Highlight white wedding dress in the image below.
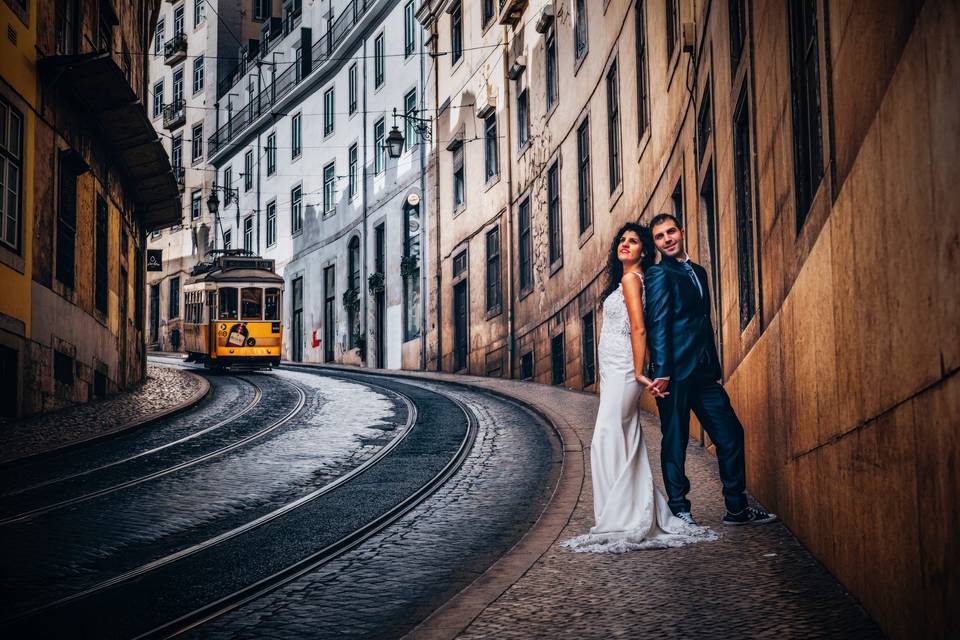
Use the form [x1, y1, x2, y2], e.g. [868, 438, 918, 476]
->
[562, 273, 718, 553]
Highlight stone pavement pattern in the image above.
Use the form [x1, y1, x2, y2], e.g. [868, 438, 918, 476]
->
[379, 372, 883, 640]
[0, 365, 205, 463]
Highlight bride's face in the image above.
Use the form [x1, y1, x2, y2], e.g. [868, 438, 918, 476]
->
[617, 231, 644, 266]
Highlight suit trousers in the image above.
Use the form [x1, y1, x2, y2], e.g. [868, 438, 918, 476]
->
[655, 363, 748, 515]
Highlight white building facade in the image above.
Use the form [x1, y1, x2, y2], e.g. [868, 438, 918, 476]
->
[208, 0, 429, 368]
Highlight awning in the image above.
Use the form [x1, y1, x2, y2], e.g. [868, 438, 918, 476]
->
[38, 52, 180, 230]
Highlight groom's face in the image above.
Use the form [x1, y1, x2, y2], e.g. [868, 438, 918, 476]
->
[652, 220, 685, 258]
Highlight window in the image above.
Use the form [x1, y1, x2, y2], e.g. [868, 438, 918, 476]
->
[348, 143, 358, 198]
[697, 86, 712, 162]
[636, 2, 649, 138]
[452, 142, 465, 210]
[54, 350, 74, 385]
[294, 46, 302, 82]
[485, 226, 501, 313]
[240, 287, 262, 320]
[243, 215, 253, 252]
[404, 1, 416, 57]
[545, 29, 558, 111]
[169, 276, 181, 319]
[0, 98, 24, 252]
[171, 134, 183, 170]
[671, 178, 684, 229]
[404, 89, 417, 150]
[191, 189, 202, 220]
[266, 200, 276, 246]
[291, 184, 302, 234]
[323, 265, 336, 362]
[173, 3, 184, 35]
[94, 195, 108, 314]
[349, 63, 358, 113]
[172, 66, 184, 105]
[191, 123, 203, 162]
[265, 132, 276, 175]
[244, 150, 253, 190]
[450, 3, 463, 65]
[374, 33, 385, 88]
[665, 0, 678, 61]
[56, 150, 78, 287]
[323, 87, 334, 136]
[223, 229, 232, 250]
[788, 0, 824, 231]
[517, 83, 530, 148]
[152, 80, 164, 118]
[574, 119, 601, 233]
[252, 0, 269, 21]
[483, 0, 495, 27]
[581, 312, 596, 386]
[520, 351, 534, 380]
[484, 114, 498, 181]
[192, 56, 204, 94]
[56, 0, 80, 55]
[374, 118, 385, 174]
[291, 112, 302, 158]
[193, 0, 204, 26]
[729, 0, 746, 72]
[606, 61, 622, 193]
[453, 250, 467, 277]
[265, 287, 280, 320]
[518, 197, 532, 292]
[404, 198, 422, 340]
[154, 17, 164, 55]
[551, 333, 565, 385]
[733, 90, 756, 329]
[323, 162, 336, 215]
[218, 286, 238, 319]
[547, 162, 562, 265]
[223, 167, 233, 204]
[574, 0, 588, 60]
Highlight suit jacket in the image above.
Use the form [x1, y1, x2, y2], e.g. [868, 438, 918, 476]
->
[644, 257, 721, 382]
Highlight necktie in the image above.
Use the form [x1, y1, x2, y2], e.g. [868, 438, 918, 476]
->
[682, 261, 703, 298]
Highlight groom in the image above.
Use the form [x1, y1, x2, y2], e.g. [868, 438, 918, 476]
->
[644, 213, 776, 526]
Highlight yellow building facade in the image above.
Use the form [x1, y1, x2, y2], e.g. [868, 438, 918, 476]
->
[0, 0, 178, 417]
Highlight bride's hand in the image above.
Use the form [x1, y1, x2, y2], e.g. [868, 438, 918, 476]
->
[636, 374, 670, 398]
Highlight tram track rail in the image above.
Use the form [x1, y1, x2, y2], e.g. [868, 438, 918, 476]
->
[1, 368, 478, 639]
[0, 375, 304, 526]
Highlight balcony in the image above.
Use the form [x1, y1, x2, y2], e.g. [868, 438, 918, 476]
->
[164, 33, 187, 65]
[162, 100, 186, 130]
[499, 0, 529, 26]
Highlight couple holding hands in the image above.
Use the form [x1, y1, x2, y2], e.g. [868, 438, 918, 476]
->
[564, 214, 776, 554]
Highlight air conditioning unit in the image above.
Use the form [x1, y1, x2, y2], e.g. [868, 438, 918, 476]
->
[535, 3, 555, 34]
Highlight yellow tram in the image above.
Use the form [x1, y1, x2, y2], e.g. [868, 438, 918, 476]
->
[182, 251, 284, 370]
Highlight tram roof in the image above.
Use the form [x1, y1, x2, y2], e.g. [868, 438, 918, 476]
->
[187, 268, 285, 285]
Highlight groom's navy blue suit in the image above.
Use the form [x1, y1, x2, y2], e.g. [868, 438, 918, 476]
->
[644, 256, 748, 515]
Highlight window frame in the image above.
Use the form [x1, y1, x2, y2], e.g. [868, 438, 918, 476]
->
[290, 184, 303, 235]
[576, 117, 592, 235]
[265, 131, 276, 176]
[291, 111, 302, 159]
[485, 225, 502, 315]
[0, 97, 24, 253]
[323, 162, 336, 215]
[605, 60, 622, 195]
[266, 198, 277, 247]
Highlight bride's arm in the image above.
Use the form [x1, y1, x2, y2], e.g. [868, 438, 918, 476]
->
[621, 274, 657, 392]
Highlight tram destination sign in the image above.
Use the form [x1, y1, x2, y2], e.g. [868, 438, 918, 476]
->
[147, 249, 162, 272]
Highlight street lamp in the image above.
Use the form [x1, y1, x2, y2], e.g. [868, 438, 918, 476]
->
[205, 184, 239, 251]
[384, 107, 432, 159]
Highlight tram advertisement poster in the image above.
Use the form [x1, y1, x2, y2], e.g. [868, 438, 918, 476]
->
[227, 323, 249, 347]
[146, 250, 162, 272]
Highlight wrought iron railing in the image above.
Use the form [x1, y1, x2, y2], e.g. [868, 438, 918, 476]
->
[209, 0, 375, 157]
[164, 33, 187, 62]
[162, 99, 186, 129]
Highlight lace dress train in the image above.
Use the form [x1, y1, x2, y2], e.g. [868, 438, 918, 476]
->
[562, 278, 718, 553]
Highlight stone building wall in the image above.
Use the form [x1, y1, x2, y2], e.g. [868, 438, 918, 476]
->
[423, 1, 958, 636]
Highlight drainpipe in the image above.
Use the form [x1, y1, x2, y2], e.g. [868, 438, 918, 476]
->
[418, 18, 428, 371]
[432, 11, 442, 372]
[502, 28, 516, 379]
[361, 35, 370, 365]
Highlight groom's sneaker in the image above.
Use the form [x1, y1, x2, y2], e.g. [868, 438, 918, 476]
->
[674, 511, 698, 526]
[722, 506, 778, 526]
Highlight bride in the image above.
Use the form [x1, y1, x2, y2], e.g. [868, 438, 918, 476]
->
[563, 223, 717, 553]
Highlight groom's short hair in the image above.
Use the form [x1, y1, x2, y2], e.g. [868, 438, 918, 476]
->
[650, 213, 682, 230]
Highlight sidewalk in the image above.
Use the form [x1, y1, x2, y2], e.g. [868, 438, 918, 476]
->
[0, 364, 208, 464]
[302, 363, 881, 639]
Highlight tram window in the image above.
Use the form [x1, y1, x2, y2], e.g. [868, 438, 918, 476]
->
[241, 287, 263, 320]
[265, 288, 280, 320]
[219, 287, 239, 320]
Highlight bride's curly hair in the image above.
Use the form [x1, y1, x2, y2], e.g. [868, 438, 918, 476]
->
[602, 222, 656, 300]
